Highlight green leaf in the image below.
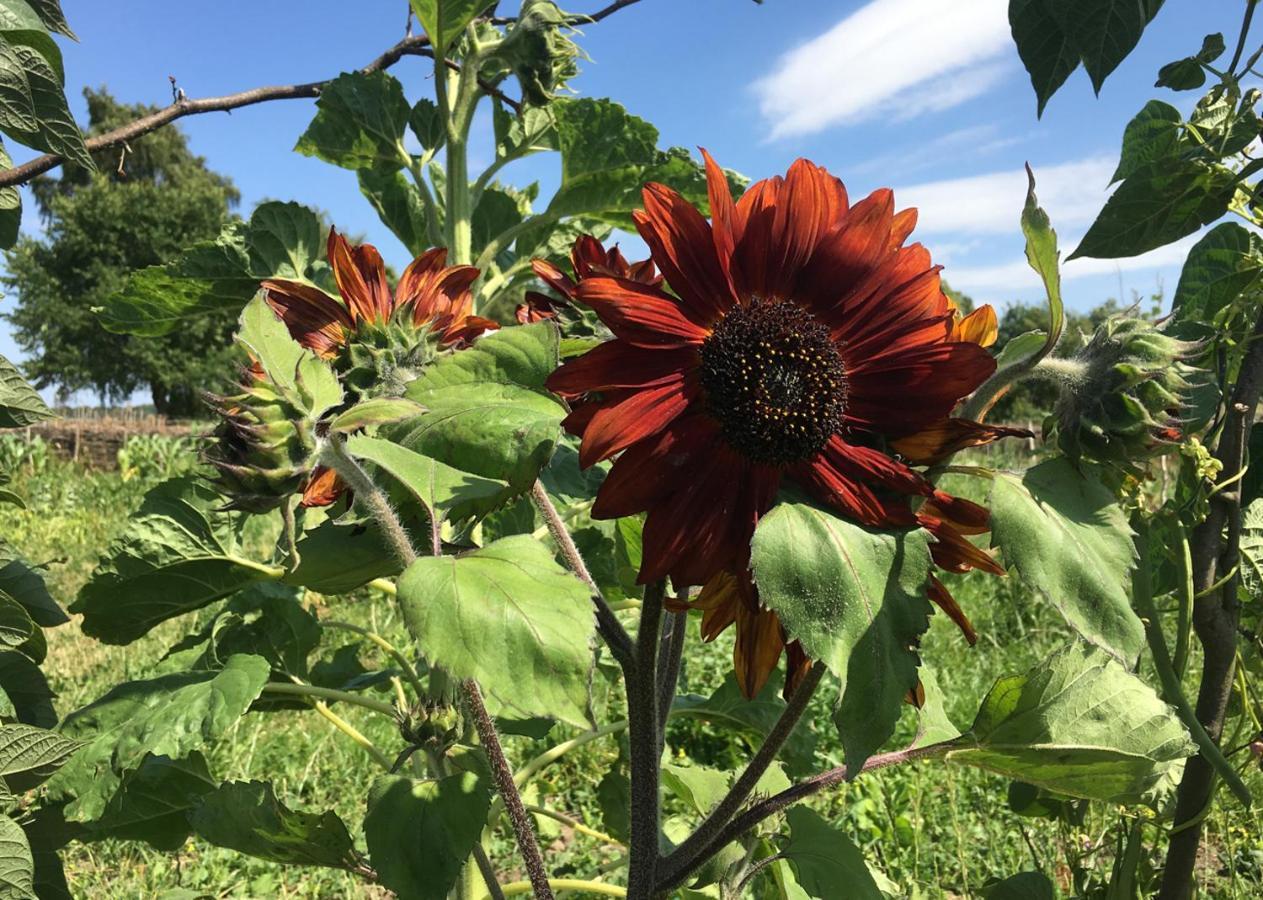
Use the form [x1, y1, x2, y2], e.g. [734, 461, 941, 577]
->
[237, 294, 342, 416]
[329, 398, 425, 433]
[409, 97, 444, 151]
[88, 753, 217, 851]
[661, 760, 730, 817]
[0, 814, 32, 899]
[48, 654, 270, 822]
[1240, 499, 1263, 597]
[1172, 222, 1263, 324]
[358, 167, 431, 257]
[988, 458, 1142, 664]
[1067, 0, 1156, 93]
[283, 519, 399, 595]
[0, 138, 20, 249]
[396, 535, 594, 727]
[945, 643, 1194, 803]
[1008, 0, 1079, 116]
[1156, 33, 1224, 91]
[0, 0, 63, 78]
[911, 667, 961, 749]
[0, 652, 53, 728]
[1069, 160, 1235, 260]
[103, 201, 327, 337]
[0, 40, 90, 170]
[344, 434, 507, 522]
[782, 807, 883, 900]
[408, 0, 496, 54]
[993, 330, 1047, 375]
[364, 770, 490, 899]
[1021, 166, 1063, 355]
[0, 355, 51, 428]
[1112, 100, 1186, 183]
[0, 539, 66, 627]
[188, 583, 320, 677]
[983, 871, 1056, 900]
[750, 502, 933, 769]
[398, 323, 565, 500]
[0, 593, 40, 662]
[294, 71, 410, 172]
[72, 478, 279, 645]
[0, 725, 79, 792]
[24, 0, 74, 39]
[190, 781, 360, 869]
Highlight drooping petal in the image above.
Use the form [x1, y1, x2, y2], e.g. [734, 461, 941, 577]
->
[300, 465, 346, 507]
[928, 575, 978, 645]
[891, 418, 1033, 465]
[734, 603, 785, 699]
[924, 490, 990, 535]
[919, 514, 1005, 576]
[262, 280, 353, 359]
[576, 277, 711, 347]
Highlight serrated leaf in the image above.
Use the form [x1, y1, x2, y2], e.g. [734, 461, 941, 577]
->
[0, 725, 79, 792]
[0, 0, 62, 81]
[188, 583, 320, 677]
[782, 807, 883, 900]
[0, 592, 41, 663]
[345, 434, 506, 522]
[24, 0, 73, 39]
[1070, 160, 1235, 260]
[364, 770, 490, 899]
[190, 781, 360, 869]
[0, 815, 32, 899]
[945, 643, 1194, 803]
[1112, 100, 1186, 183]
[358, 167, 432, 257]
[103, 202, 328, 337]
[396, 535, 594, 727]
[329, 398, 425, 433]
[294, 70, 410, 172]
[409, 0, 496, 54]
[1240, 499, 1263, 596]
[1068, 0, 1154, 93]
[88, 753, 217, 851]
[0, 540, 65, 628]
[989, 458, 1142, 663]
[750, 502, 933, 770]
[1008, 0, 1079, 116]
[72, 478, 278, 645]
[0, 355, 51, 428]
[48, 654, 270, 822]
[237, 294, 342, 415]
[1172, 222, 1263, 324]
[0, 39, 89, 170]
[409, 97, 444, 151]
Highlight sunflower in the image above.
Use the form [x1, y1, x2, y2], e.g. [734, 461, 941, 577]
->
[545, 153, 1021, 697]
[263, 228, 497, 359]
[517, 234, 661, 324]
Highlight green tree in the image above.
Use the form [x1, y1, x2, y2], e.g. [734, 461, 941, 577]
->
[3, 88, 241, 415]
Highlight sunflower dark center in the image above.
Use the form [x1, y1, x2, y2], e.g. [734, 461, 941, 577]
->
[699, 298, 846, 465]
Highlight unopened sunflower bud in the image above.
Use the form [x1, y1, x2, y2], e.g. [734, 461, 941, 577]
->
[399, 700, 462, 749]
[1048, 317, 1203, 473]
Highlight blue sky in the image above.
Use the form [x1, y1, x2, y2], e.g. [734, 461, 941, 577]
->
[0, 0, 1253, 399]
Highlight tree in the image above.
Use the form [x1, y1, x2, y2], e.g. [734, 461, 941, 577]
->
[3, 88, 240, 416]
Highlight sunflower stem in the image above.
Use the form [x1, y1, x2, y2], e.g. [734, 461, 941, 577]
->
[656, 609, 687, 737]
[320, 433, 418, 568]
[656, 664, 825, 887]
[626, 580, 665, 899]
[530, 480, 636, 671]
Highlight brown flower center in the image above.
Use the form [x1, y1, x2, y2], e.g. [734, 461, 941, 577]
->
[699, 298, 846, 465]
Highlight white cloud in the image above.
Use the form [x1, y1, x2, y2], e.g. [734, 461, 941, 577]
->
[752, 0, 1012, 138]
[946, 236, 1197, 294]
[895, 157, 1118, 235]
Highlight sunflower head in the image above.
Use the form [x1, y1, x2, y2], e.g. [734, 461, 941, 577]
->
[494, 0, 582, 105]
[204, 361, 319, 513]
[1050, 316, 1203, 472]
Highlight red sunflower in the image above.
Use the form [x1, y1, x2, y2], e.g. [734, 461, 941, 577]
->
[545, 152, 1021, 697]
[517, 234, 661, 324]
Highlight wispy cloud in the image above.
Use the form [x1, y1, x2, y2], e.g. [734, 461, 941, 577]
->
[946, 236, 1195, 295]
[895, 157, 1117, 235]
[752, 0, 1012, 139]
[848, 124, 1026, 178]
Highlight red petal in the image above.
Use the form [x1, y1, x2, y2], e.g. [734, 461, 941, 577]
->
[845, 341, 996, 436]
[891, 419, 1033, 465]
[579, 378, 698, 467]
[547, 343, 699, 397]
[350, 241, 394, 321]
[928, 575, 978, 645]
[592, 414, 718, 519]
[734, 603, 785, 699]
[791, 450, 914, 528]
[633, 181, 737, 322]
[397, 248, 449, 314]
[701, 148, 739, 297]
[818, 436, 930, 497]
[924, 490, 990, 535]
[920, 515, 1005, 576]
[301, 466, 346, 507]
[576, 277, 710, 348]
[532, 258, 577, 299]
[262, 280, 352, 359]
[327, 228, 378, 324]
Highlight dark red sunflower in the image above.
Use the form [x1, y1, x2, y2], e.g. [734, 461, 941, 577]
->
[517, 234, 661, 324]
[545, 152, 1021, 697]
[263, 228, 498, 358]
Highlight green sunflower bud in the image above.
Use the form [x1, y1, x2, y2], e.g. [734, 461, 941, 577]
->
[1047, 317, 1203, 473]
[341, 318, 435, 400]
[398, 700, 463, 750]
[205, 363, 319, 513]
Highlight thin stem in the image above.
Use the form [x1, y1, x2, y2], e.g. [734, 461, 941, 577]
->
[513, 719, 628, 788]
[656, 609, 687, 736]
[473, 844, 507, 900]
[322, 620, 426, 698]
[626, 580, 665, 899]
[465, 679, 555, 900]
[321, 434, 418, 567]
[261, 682, 397, 717]
[657, 665, 826, 885]
[530, 480, 635, 670]
[1230, 0, 1260, 75]
[499, 880, 626, 898]
[475, 211, 563, 273]
[656, 742, 949, 893]
[404, 154, 444, 249]
[733, 852, 785, 896]
[303, 697, 394, 770]
[524, 805, 626, 847]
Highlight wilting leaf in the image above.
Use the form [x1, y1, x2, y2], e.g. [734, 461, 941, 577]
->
[751, 502, 932, 770]
[397, 536, 593, 726]
[294, 71, 411, 172]
[48, 654, 270, 822]
[989, 458, 1142, 664]
[0, 355, 52, 428]
[191, 781, 360, 869]
[364, 770, 491, 899]
[945, 643, 1194, 803]
[72, 478, 279, 645]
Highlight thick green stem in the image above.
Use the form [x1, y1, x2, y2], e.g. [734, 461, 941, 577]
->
[261, 681, 396, 716]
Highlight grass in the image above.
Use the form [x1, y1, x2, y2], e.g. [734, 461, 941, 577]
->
[5, 444, 1263, 898]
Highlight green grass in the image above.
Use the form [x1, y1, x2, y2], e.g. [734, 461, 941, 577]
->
[6, 451, 1263, 898]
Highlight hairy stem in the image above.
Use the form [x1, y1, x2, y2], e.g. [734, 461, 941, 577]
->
[656, 665, 826, 887]
[626, 581, 665, 899]
[321, 435, 418, 567]
[530, 480, 635, 670]
[656, 609, 687, 737]
[466, 679, 555, 900]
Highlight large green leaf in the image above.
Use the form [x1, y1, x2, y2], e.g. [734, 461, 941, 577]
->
[0, 0, 63, 79]
[237, 294, 342, 416]
[24, 0, 73, 39]
[945, 643, 1194, 803]
[364, 770, 491, 899]
[1070, 160, 1235, 260]
[0, 539, 66, 627]
[0, 814, 32, 899]
[345, 434, 507, 524]
[190, 781, 361, 870]
[102, 201, 328, 336]
[283, 519, 400, 595]
[0, 355, 51, 428]
[0, 724, 78, 792]
[1112, 100, 1187, 184]
[1008, 0, 1078, 116]
[294, 71, 410, 172]
[183, 582, 320, 677]
[1172, 222, 1263, 325]
[398, 322, 565, 500]
[409, 0, 496, 54]
[48, 654, 270, 822]
[0, 39, 90, 170]
[781, 807, 883, 900]
[358, 167, 431, 257]
[88, 753, 217, 851]
[396, 535, 594, 727]
[750, 502, 933, 770]
[72, 478, 279, 645]
[989, 458, 1142, 664]
[0, 651, 53, 728]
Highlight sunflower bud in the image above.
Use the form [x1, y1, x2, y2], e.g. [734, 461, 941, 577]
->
[1048, 317, 1203, 472]
[398, 700, 462, 750]
[342, 318, 436, 400]
[205, 362, 319, 513]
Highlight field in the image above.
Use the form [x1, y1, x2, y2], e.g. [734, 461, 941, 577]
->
[5, 435, 1262, 899]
